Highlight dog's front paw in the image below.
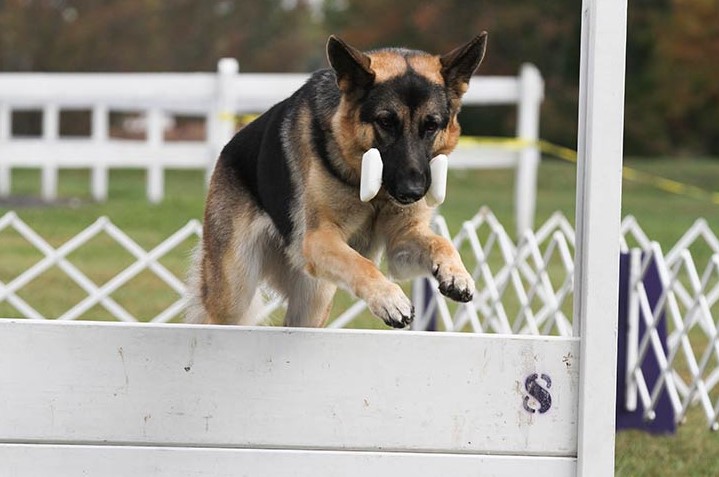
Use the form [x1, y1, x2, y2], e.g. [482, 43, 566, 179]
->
[366, 282, 414, 329]
[433, 263, 475, 303]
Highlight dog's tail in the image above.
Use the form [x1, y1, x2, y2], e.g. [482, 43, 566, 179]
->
[184, 242, 270, 325]
[184, 244, 208, 324]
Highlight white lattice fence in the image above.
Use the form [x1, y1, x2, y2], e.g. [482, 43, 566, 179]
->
[0, 211, 201, 323]
[1, 209, 718, 431]
[621, 216, 719, 430]
[0, 208, 578, 330]
[409, 207, 576, 335]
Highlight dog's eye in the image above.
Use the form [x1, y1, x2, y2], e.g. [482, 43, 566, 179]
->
[423, 117, 440, 135]
[375, 114, 395, 131]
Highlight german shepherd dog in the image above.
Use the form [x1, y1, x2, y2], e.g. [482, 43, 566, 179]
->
[186, 33, 487, 328]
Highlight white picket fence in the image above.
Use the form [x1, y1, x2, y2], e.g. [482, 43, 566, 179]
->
[0, 60, 543, 234]
[1, 208, 717, 431]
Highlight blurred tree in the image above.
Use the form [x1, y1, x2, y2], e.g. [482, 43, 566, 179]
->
[0, 0, 715, 156]
[652, 0, 719, 155]
[324, 0, 582, 148]
[623, 0, 673, 155]
[0, 0, 322, 72]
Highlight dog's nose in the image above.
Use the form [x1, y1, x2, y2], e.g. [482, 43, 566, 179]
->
[395, 181, 426, 204]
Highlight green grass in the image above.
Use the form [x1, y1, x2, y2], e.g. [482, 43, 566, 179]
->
[620, 159, 719, 254]
[1, 160, 716, 323]
[0, 169, 206, 321]
[1, 157, 718, 474]
[616, 406, 719, 476]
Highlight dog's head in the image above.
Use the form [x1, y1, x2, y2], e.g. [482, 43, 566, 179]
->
[327, 33, 487, 205]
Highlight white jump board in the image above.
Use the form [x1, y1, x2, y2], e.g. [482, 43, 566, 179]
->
[0, 445, 576, 477]
[0, 320, 579, 474]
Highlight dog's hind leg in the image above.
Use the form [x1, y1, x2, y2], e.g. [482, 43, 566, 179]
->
[284, 276, 337, 327]
[198, 213, 275, 325]
[263, 248, 336, 328]
[198, 244, 264, 325]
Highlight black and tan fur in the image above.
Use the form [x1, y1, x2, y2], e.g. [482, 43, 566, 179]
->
[186, 33, 488, 328]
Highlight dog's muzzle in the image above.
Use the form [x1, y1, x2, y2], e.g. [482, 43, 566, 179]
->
[359, 148, 447, 206]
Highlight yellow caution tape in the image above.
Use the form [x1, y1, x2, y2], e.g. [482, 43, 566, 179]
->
[213, 120, 718, 206]
[458, 136, 719, 206]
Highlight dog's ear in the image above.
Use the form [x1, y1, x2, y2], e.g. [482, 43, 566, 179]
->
[327, 35, 375, 94]
[440, 32, 488, 97]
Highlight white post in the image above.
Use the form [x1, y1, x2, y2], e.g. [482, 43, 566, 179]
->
[209, 58, 239, 183]
[146, 107, 164, 203]
[410, 277, 427, 331]
[514, 63, 544, 236]
[573, 0, 627, 476]
[91, 104, 109, 202]
[41, 104, 59, 202]
[0, 104, 10, 197]
[625, 248, 641, 412]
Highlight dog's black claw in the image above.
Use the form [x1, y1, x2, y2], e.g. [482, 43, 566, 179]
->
[432, 264, 440, 277]
[438, 278, 474, 303]
[456, 289, 474, 303]
[383, 305, 415, 329]
[438, 280, 452, 296]
[385, 319, 407, 329]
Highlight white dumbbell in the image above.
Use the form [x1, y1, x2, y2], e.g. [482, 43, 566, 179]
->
[359, 148, 448, 206]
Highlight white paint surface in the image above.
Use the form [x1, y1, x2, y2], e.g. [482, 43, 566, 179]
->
[573, 0, 627, 476]
[0, 445, 577, 477]
[0, 320, 579, 457]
